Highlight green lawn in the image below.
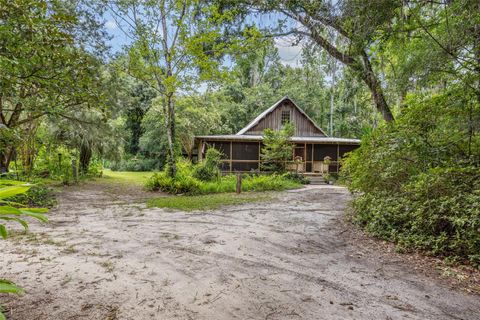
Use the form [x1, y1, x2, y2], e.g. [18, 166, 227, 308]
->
[147, 192, 272, 211]
[101, 169, 154, 185]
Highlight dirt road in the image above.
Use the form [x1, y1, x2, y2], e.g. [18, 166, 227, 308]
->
[1, 183, 479, 319]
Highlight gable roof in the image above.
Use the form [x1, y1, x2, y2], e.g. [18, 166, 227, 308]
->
[236, 96, 328, 136]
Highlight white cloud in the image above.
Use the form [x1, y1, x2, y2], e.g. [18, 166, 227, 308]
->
[275, 38, 304, 67]
[105, 20, 117, 30]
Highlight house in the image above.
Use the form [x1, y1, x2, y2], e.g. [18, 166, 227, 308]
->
[194, 96, 360, 174]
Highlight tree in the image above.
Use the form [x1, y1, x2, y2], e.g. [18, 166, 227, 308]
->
[107, 68, 157, 156]
[218, 0, 398, 122]
[45, 107, 123, 175]
[260, 122, 295, 172]
[0, 0, 105, 172]
[107, 0, 244, 177]
[176, 95, 226, 159]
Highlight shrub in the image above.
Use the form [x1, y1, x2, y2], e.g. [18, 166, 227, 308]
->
[193, 148, 222, 181]
[242, 174, 300, 191]
[145, 159, 302, 195]
[282, 172, 310, 185]
[342, 89, 480, 266]
[146, 172, 200, 195]
[5, 184, 57, 208]
[350, 167, 480, 266]
[146, 159, 200, 194]
[260, 123, 295, 172]
[85, 159, 103, 177]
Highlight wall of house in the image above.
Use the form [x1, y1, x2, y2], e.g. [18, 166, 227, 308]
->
[245, 100, 326, 137]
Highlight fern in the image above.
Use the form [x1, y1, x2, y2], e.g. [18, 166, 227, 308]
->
[0, 181, 48, 319]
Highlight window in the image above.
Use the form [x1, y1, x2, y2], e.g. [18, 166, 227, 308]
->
[232, 142, 259, 160]
[281, 110, 291, 124]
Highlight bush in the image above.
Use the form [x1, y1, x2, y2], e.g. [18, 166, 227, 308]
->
[351, 167, 480, 266]
[145, 160, 200, 194]
[146, 172, 200, 195]
[282, 172, 310, 185]
[342, 89, 480, 266]
[260, 123, 295, 173]
[145, 159, 302, 195]
[193, 148, 222, 181]
[242, 174, 300, 191]
[85, 159, 103, 177]
[5, 184, 57, 208]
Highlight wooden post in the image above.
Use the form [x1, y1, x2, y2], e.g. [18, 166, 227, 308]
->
[58, 153, 62, 172]
[71, 158, 78, 183]
[236, 173, 242, 194]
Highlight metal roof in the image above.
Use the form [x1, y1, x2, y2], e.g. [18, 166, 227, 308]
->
[236, 96, 328, 136]
[195, 135, 360, 145]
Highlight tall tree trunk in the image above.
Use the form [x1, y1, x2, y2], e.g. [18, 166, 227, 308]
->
[79, 143, 92, 175]
[165, 94, 177, 177]
[360, 53, 395, 122]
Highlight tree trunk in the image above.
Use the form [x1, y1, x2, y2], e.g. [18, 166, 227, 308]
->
[0, 151, 9, 173]
[165, 94, 177, 177]
[360, 53, 395, 122]
[79, 143, 92, 175]
[292, 12, 395, 122]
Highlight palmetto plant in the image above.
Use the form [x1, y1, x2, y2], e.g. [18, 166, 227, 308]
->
[0, 180, 48, 320]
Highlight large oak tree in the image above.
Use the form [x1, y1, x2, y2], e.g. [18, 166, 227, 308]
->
[0, 0, 105, 172]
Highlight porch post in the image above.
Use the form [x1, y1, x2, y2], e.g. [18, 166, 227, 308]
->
[230, 141, 233, 172]
[198, 140, 204, 162]
[337, 143, 340, 173]
[304, 142, 307, 172]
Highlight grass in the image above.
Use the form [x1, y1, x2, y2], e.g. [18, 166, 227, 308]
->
[101, 169, 154, 186]
[147, 192, 272, 211]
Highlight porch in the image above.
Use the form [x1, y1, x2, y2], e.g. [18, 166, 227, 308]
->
[195, 136, 359, 175]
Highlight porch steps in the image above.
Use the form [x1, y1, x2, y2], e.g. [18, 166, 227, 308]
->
[305, 175, 326, 185]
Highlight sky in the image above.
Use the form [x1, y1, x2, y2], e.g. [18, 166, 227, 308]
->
[102, 10, 304, 67]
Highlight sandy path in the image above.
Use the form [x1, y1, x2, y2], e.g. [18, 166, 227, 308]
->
[1, 183, 479, 319]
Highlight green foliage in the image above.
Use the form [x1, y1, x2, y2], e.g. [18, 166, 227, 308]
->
[145, 160, 200, 194]
[0, 180, 48, 318]
[0, 0, 106, 173]
[0, 181, 48, 238]
[342, 88, 480, 266]
[260, 123, 295, 173]
[147, 193, 271, 212]
[5, 185, 57, 208]
[110, 156, 160, 172]
[0, 279, 23, 295]
[109, 0, 255, 177]
[145, 159, 301, 195]
[282, 172, 310, 185]
[193, 148, 222, 182]
[240, 174, 301, 192]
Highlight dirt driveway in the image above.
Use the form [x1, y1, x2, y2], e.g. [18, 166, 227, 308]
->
[1, 183, 479, 319]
